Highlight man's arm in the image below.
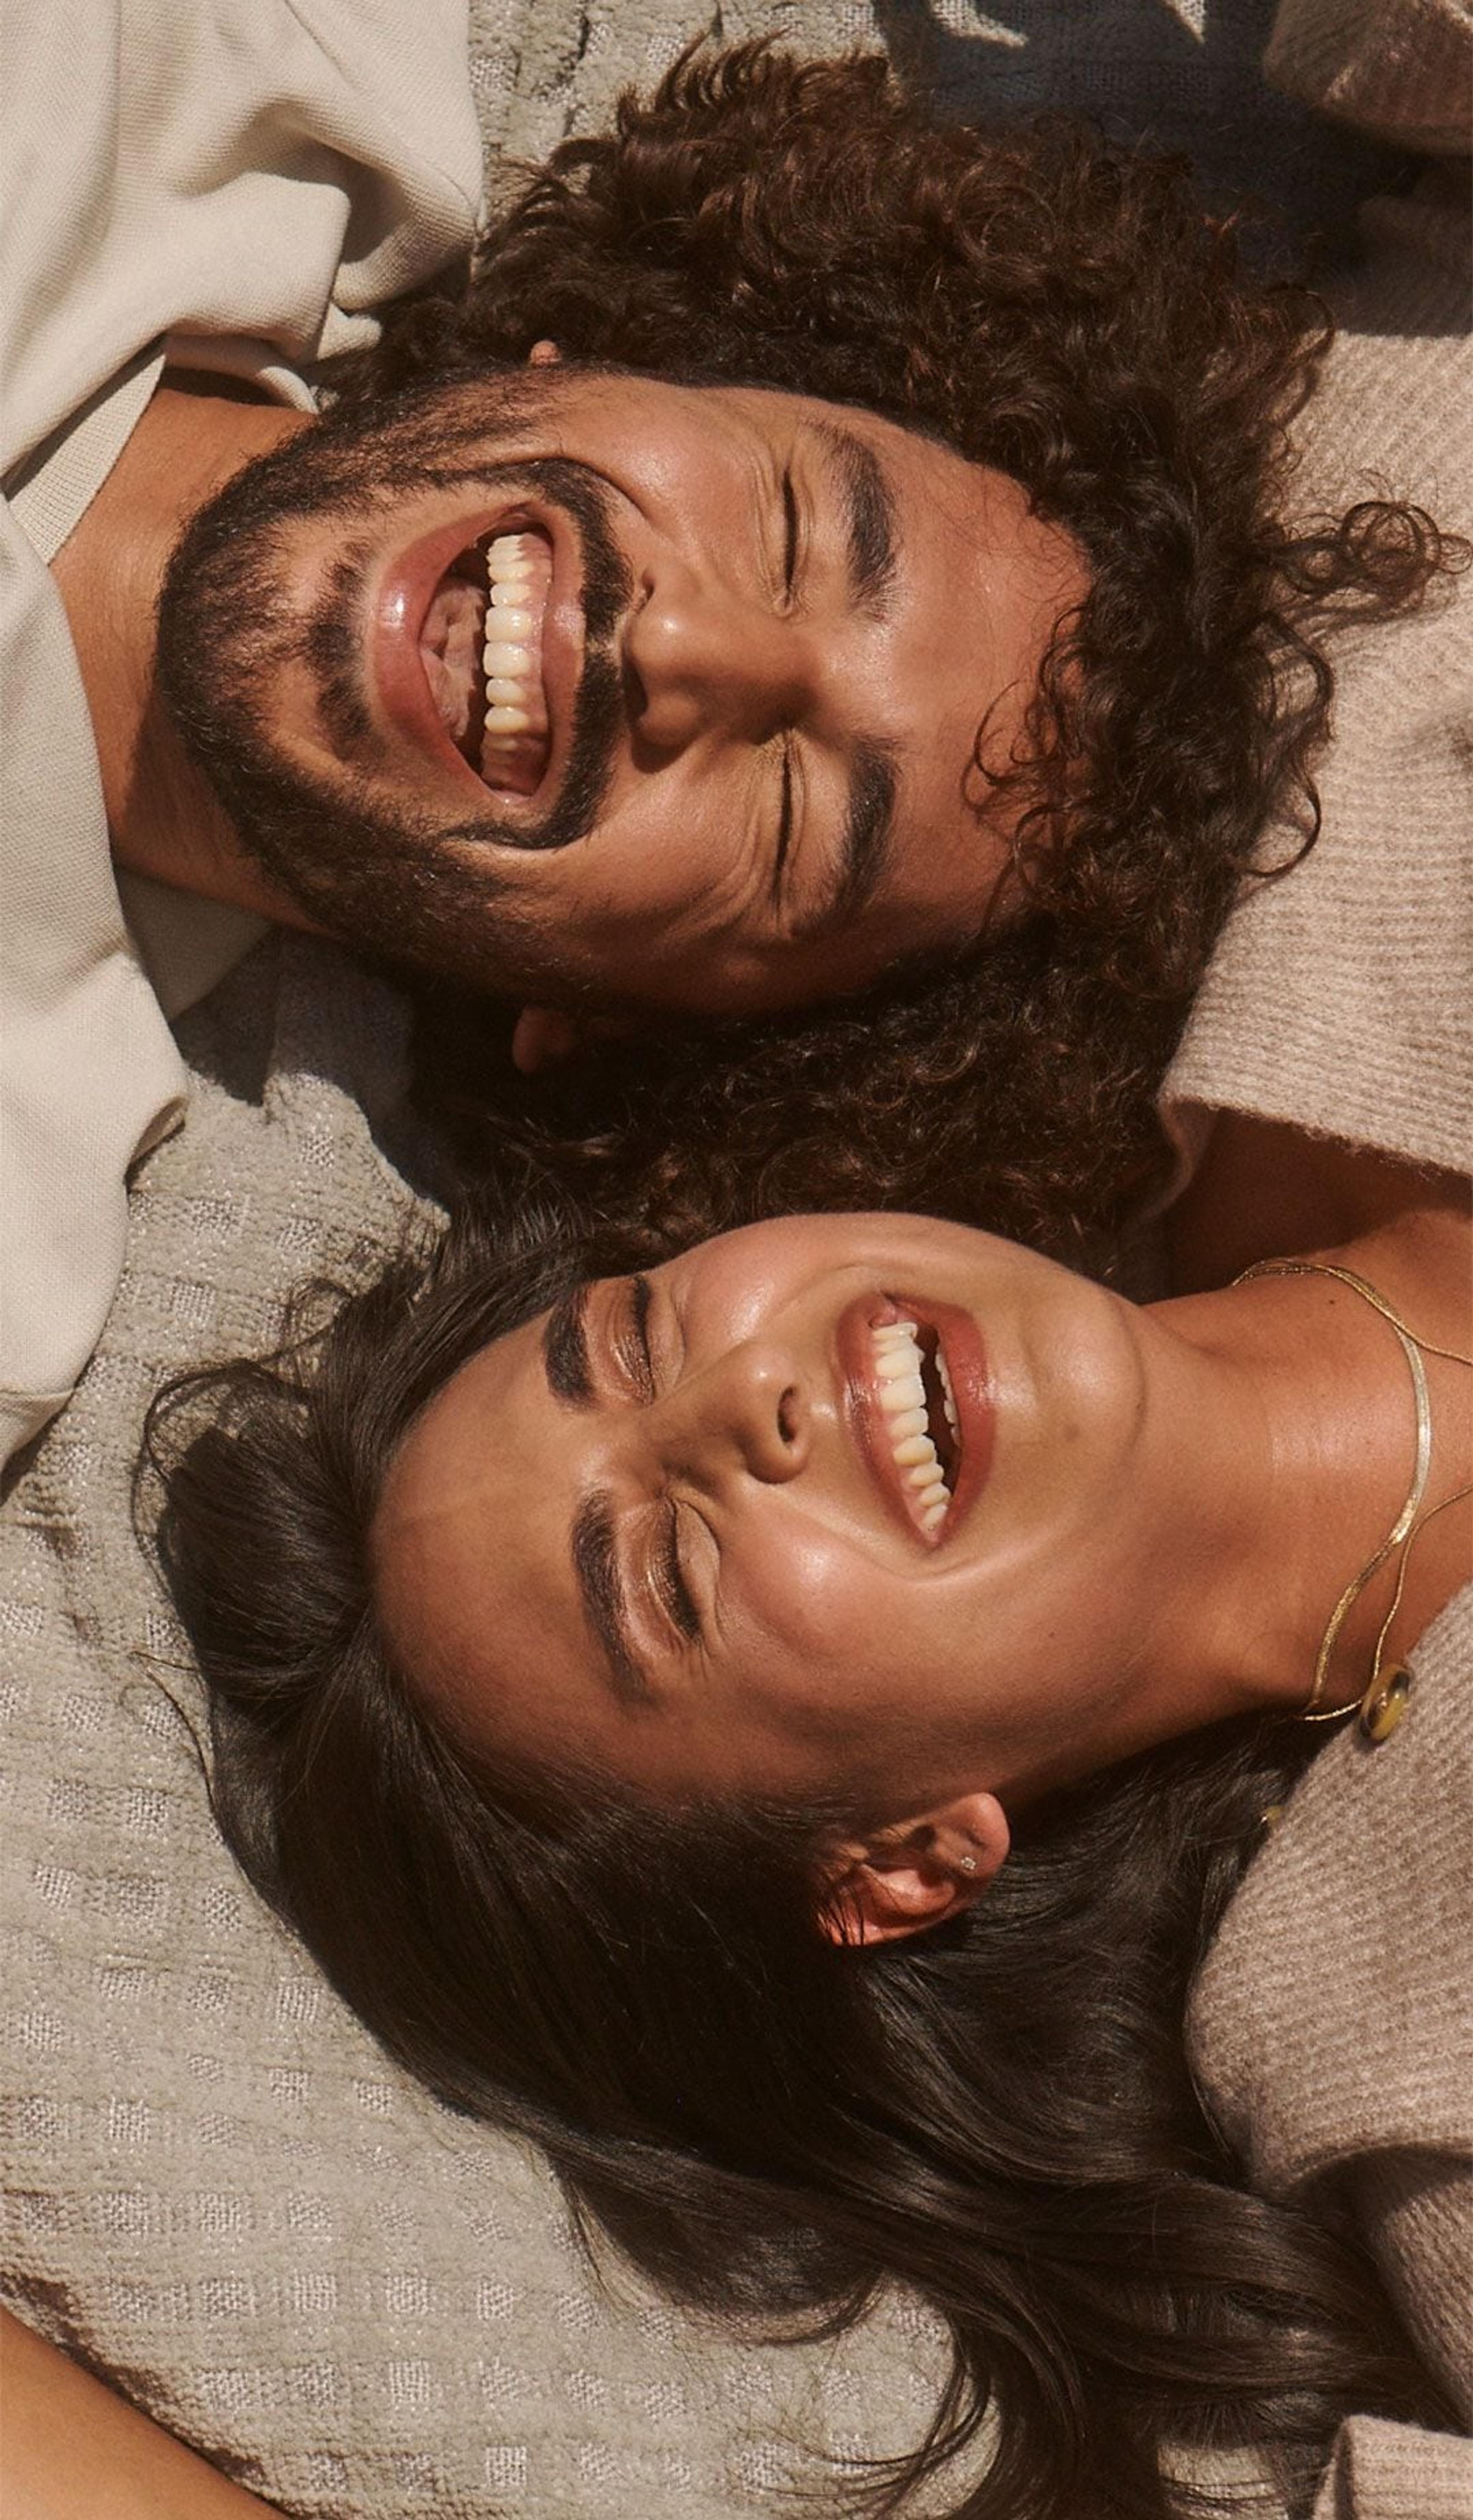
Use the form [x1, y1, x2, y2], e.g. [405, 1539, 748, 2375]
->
[0, 2309, 278, 2519]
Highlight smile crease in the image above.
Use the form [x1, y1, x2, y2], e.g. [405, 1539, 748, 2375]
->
[871, 1319, 962, 1532]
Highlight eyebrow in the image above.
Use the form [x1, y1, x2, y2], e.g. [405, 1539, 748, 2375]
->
[817, 420, 901, 619]
[543, 1286, 593, 1406]
[820, 736, 900, 933]
[570, 1488, 655, 1707]
[783, 732, 900, 941]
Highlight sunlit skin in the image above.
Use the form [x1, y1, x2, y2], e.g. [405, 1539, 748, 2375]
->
[372, 1209, 1472, 1940]
[54, 362, 1086, 1028]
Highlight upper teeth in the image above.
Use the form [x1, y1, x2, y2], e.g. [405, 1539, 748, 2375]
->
[871, 1320, 959, 1534]
[481, 533, 545, 747]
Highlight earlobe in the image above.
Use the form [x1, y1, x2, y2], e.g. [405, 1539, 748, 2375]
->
[511, 1005, 643, 1076]
[510, 1004, 583, 1075]
[816, 1792, 1010, 1948]
[821, 1862, 960, 1948]
[527, 338, 561, 367]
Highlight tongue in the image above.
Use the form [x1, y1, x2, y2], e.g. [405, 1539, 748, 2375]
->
[420, 577, 486, 744]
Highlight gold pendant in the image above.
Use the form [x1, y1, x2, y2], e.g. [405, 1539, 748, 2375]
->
[1358, 1663, 1412, 1744]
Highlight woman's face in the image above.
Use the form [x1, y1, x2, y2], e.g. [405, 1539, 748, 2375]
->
[372, 1215, 1184, 1820]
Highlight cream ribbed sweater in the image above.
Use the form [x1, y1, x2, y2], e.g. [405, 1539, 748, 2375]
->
[1178, 8, 1473, 2509]
[0, 0, 482, 1474]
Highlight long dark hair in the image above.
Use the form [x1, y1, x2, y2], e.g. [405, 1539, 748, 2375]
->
[144, 1193, 1454, 2518]
[336, 42, 1461, 1264]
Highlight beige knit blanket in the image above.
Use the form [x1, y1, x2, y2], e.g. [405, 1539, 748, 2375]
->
[0, 6, 1420, 2513]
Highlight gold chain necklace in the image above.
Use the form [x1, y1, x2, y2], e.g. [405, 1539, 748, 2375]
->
[1234, 1258, 1473, 1739]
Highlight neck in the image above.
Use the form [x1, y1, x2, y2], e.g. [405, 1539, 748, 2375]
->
[51, 375, 307, 918]
[1154, 1200, 1469, 1743]
[1002, 1193, 1471, 1803]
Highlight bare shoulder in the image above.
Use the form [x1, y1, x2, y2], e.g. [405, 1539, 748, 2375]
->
[0, 2308, 278, 2519]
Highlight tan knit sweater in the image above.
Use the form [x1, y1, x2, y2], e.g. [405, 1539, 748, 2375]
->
[1176, 7, 1473, 2508]
[1163, 195, 1471, 1167]
[1189, 1602, 1473, 2513]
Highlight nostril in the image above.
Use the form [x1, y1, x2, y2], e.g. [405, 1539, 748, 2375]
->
[777, 1388, 801, 1445]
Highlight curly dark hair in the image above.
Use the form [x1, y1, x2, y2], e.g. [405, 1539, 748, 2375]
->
[336, 43, 1456, 1264]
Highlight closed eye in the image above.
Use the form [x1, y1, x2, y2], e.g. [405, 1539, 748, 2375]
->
[615, 1273, 655, 1404]
[781, 467, 799, 599]
[773, 742, 795, 892]
[619, 1277, 707, 1649]
[768, 468, 801, 899]
[656, 1502, 702, 1644]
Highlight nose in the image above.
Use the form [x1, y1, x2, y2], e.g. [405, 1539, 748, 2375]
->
[651, 1343, 811, 1492]
[622, 562, 818, 755]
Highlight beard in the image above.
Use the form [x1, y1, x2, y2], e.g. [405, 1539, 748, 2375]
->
[153, 371, 633, 993]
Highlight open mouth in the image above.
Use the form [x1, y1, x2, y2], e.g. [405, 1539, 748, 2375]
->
[839, 1291, 994, 1549]
[419, 522, 554, 796]
[870, 1315, 962, 1535]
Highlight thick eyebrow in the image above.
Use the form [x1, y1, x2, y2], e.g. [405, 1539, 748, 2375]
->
[816, 419, 900, 619]
[544, 1292, 656, 1705]
[830, 737, 900, 929]
[795, 735, 901, 939]
[570, 1488, 655, 1707]
[542, 1286, 593, 1406]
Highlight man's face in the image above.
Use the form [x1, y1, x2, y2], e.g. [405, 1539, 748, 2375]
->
[157, 366, 1086, 1017]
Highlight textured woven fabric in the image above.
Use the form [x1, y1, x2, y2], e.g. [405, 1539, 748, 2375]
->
[0, 939, 954, 2515]
[1309, 2413, 1473, 2520]
[0, 5, 1439, 2513]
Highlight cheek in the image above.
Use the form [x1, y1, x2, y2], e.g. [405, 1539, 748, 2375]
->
[538, 788, 721, 937]
[909, 792, 1009, 930]
[722, 1530, 916, 1734]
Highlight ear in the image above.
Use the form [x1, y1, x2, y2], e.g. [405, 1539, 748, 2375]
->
[510, 1004, 639, 1075]
[527, 338, 562, 367]
[816, 1793, 1010, 1948]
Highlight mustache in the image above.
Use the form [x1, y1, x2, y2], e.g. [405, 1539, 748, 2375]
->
[150, 372, 651, 991]
[443, 455, 636, 857]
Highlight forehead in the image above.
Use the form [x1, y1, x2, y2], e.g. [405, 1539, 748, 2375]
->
[588, 374, 990, 519]
[436, 363, 991, 517]
[371, 1319, 598, 1735]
